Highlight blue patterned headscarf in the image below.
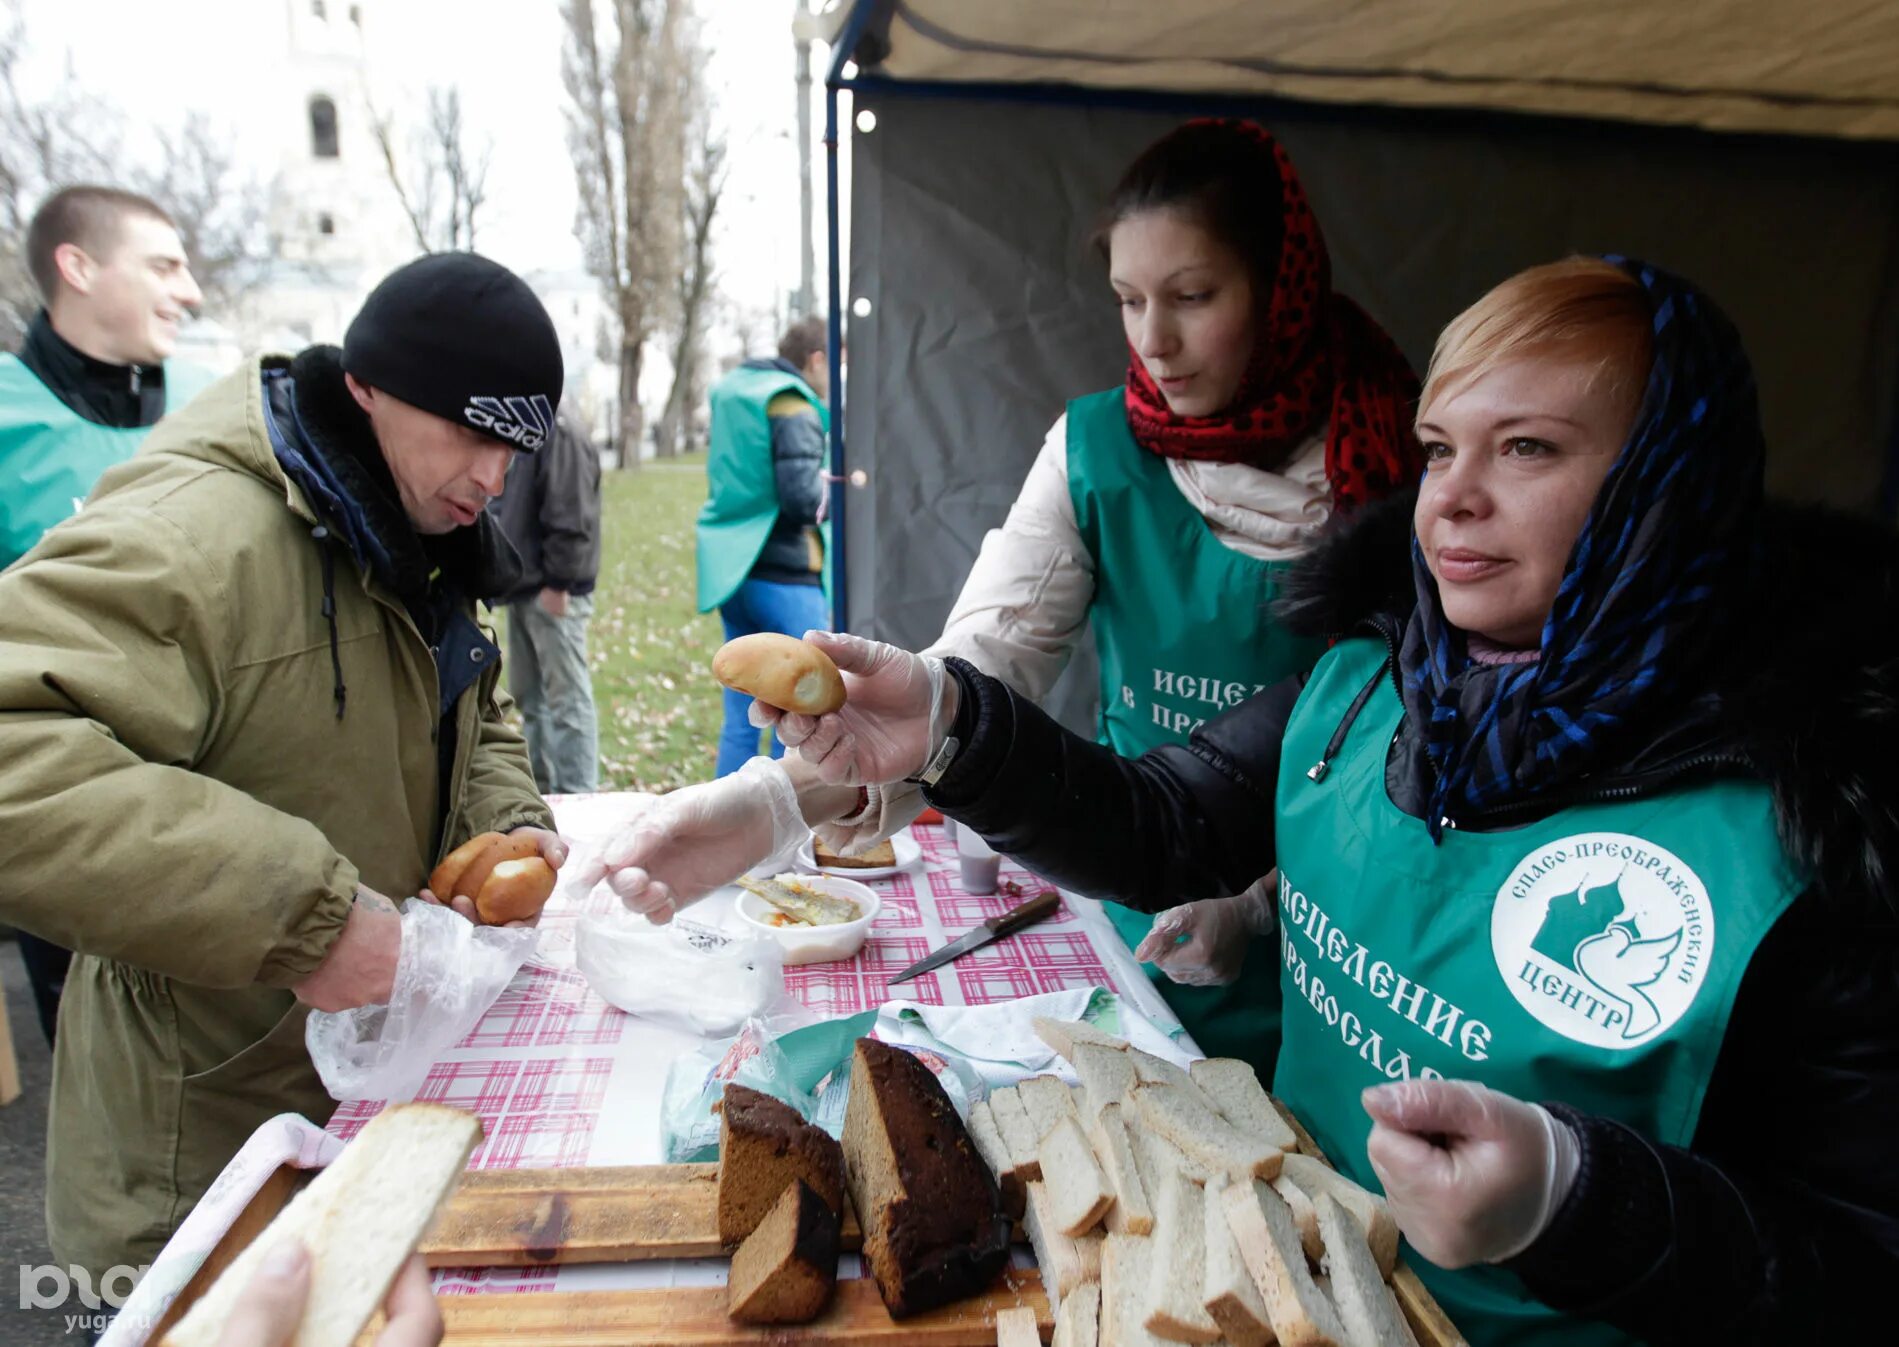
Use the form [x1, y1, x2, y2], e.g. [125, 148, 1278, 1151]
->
[1396, 258, 1765, 838]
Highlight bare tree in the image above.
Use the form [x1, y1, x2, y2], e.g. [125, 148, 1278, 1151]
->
[136, 114, 278, 308]
[561, 0, 691, 468]
[368, 85, 491, 254]
[656, 83, 725, 458]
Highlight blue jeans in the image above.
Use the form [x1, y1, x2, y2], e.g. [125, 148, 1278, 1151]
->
[716, 577, 829, 777]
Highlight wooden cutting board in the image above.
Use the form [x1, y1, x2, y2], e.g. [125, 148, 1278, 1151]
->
[419, 1162, 862, 1267]
[400, 1270, 1052, 1346]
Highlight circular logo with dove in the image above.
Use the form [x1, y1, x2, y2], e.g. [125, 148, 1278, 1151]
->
[1491, 832, 1715, 1050]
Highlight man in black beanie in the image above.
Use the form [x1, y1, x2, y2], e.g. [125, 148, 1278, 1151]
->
[0, 251, 571, 1281]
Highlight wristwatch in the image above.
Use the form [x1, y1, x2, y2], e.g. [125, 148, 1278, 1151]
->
[907, 733, 961, 788]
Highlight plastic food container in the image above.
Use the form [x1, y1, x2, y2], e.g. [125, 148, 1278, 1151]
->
[732, 874, 881, 966]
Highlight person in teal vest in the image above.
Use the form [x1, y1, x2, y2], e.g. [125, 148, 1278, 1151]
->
[0, 183, 210, 1048]
[698, 315, 833, 776]
[655, 257, 1899, 1342]
[617, 120, 1422, 1075]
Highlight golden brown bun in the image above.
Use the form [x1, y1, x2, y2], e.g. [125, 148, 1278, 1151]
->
[428, 831, 505, 898]
[712, 633, 846, 715]
[476, 856, 558, 924]
[450, 832, 541, 901]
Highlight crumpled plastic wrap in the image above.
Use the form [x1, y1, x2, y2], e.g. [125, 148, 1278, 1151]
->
[305, 899, 538, 1102]
[575, 911, 786, 1036]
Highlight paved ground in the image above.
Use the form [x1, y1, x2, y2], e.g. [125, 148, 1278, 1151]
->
[3, 934, 89, 1344]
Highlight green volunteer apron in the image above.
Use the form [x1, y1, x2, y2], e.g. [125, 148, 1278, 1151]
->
[1272, 638, 1802, 1347]
[696, 364, 831, 614]
[0, 354, 212, 568]
[1066, 387, 1327, 1071]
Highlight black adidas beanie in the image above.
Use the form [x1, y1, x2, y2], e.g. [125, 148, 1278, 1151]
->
[342, 252, 564, 452]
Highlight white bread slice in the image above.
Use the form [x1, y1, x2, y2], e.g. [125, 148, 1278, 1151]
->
[1019, 1073, 1081, 1140]
[968, 1099, 1027, 1219]
[1091, 1102, 1154, 1236]
[160, 1103, 482, 1347]
[988, 1085, 1044, 1179]
[1101, 1233, 1169, 1347]
[1052, 1280, 1101, 1347]
[1316, 1194, 1419, 1347]
[1129, 1047, 1226, 1118]
[1130, 1115, 1213, 1188]
[1190, 1057, 1299, 1152]
[1221, 1176, 1349, 1347]
[1144, 1167, 1221, 1344]
[995, 1304, 1042, 1347]
[1203, 1174, 1275, 1347]
[1280, 1153, 1399, 1279]
[1274, 1173, 1323, 1264]
[1071, 1042, 1137, 1124]
[1023, 1178, 1104, 1310]
[1035, 1016, 1130, 1061]
[1132, 1081, 1282, 1180]
[1040, 1115, 1114, 1237]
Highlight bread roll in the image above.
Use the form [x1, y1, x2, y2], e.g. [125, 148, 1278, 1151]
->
[428, 834, 559, 925]
[712, 632, 846, 715]
[428, 830, 504, 897]
[450, 831, 540, 900]
[476, 856, 558, 924]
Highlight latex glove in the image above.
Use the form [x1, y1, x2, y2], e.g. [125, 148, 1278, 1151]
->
[1130, 880, 1276, 986]
[751, 630, 950, 786]
[573, 757, 806, 923]
[215, 1243, 442, 1347]
[1362, 1078, 1582, 1269]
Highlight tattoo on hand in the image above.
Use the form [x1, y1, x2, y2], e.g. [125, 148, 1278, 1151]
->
[354, 887, 398, 914]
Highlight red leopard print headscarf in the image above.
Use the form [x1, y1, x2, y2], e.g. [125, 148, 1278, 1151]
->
[1121, 120, 1421, 511]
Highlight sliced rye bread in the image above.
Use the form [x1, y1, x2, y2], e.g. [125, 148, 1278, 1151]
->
[716, 1082, 846, 1247]
[1316, 1193, 1420, 1347]
[1091, 1102, 1154, 1236]
[1039, 1115, 1114, 1237]
[1190, 1057, 1299, 1152]
[160, 1103, 482, 1347]
[726, 1179, 840, 1324]
[1202, 1174, 1275, 1347]
[1278, 1153, 1399, 1279]
[1034, 1016, 1130, 1061]
[1052, 1281, 1102, 1347]
[995, 1304, 1042, 1347]
[987, 1084, 1045, 1179]
[841, 1038, 1010, 1318]
[1144, 1166, 1221, 1344]
[1071, 1041, 1137, 1124]
[1132, 1080, 1283, 1180]
[1023, 1178, 1105, 1312]
[1220, 1175, 1350, 1347]
[967, 1098, 1027, 1222]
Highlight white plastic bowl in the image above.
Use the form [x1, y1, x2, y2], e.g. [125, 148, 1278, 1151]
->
[732, 874, 881, 966]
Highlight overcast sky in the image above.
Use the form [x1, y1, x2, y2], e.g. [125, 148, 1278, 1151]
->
[12, 0, 842, 327]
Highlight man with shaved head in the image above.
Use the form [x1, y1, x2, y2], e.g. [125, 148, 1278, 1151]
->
[0, 184, 211, 1046]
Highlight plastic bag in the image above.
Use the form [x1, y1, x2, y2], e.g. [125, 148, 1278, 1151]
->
[305, 899, 537, 1103]
[575, 911, 787, 1036]
[658, 1013, 820, 1162]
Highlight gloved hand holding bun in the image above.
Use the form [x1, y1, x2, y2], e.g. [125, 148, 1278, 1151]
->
[712, 632, 847, 715]
[426, 828, 564, 925]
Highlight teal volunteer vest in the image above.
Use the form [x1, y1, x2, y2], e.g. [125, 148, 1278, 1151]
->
[0, 354, 212, 569]
[696, 364, 831, 614]
[1066, 387, 1327, 1068]
[1272, 638, 1802, 1347]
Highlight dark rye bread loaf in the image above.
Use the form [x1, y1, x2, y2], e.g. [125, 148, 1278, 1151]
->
[716, 1083, 845, 1247]
[726, 1179, 840, 1324]
[841, 1037, 1010, 1318]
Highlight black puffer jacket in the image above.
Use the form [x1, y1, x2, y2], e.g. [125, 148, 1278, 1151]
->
[928, 491, 1899, 1344]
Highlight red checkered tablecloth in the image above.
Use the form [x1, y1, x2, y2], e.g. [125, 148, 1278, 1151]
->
[323, 792, 1173, 1294]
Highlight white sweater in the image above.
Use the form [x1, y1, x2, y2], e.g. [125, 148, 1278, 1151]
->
[830, 411, 1332, 847]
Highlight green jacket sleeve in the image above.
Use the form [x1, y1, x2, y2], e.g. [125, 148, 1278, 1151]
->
[0, 506, 355, 988]
[455, 679, 556, 841]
